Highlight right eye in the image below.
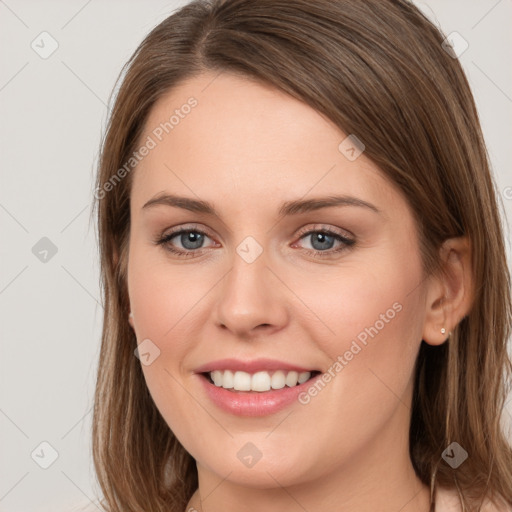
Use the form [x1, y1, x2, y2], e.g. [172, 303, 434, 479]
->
[155, 227, 217, 258]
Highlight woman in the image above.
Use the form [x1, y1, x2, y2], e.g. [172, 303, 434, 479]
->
[92, 0, 512, 510]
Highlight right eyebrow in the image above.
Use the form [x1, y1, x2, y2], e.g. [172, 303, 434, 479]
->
[143, 193, 218, 215]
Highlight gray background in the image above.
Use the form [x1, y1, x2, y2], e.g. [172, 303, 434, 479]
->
[1, 1, 511, 511]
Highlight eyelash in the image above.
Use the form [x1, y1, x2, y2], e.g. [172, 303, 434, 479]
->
[154, 224, 355, 259]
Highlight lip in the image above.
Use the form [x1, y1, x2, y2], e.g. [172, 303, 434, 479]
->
[196, 371, 323, 417]
[194, 358, 317, 374]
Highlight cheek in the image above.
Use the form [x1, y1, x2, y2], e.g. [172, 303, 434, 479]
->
[294, 244, 425, 418]
[127, 245, 222, 443]
[273, 258, 425, 478]
[296, 255, 424, 363]
[127, 241, 212, 354]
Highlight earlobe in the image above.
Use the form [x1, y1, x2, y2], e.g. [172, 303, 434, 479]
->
[422, 236, 473, 346]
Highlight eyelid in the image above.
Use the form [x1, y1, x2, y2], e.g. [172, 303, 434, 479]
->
[162, 223, 215, 238]
[294, 223, 354, 240]
[160, 224, 218, 246]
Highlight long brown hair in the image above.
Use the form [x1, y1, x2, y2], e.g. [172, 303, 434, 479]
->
[92, 1, 512, 510]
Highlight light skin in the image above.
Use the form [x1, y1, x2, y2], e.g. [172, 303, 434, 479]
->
[125, 71, 473, 512]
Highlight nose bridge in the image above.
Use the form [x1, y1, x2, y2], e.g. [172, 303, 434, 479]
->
[214, 236, 287, 336]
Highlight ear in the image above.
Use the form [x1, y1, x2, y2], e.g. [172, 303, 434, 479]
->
[422, 236, 473, 346]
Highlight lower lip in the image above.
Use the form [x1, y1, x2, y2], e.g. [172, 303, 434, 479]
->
[197, 373, 322, 417]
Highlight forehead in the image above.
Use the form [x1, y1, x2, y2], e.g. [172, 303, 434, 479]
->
[130, 72, 400, 216]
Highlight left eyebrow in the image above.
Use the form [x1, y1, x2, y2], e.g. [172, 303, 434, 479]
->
[142, 193, 381, 216]
[278, 195, 381, 216]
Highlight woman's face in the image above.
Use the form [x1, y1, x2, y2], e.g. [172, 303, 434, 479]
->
[127, 72, 429, 489]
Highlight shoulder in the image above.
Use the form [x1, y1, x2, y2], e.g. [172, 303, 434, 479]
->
[481, 498, 512, 512]
[436, 486, 512, 512]
[435, 486, 463, 511]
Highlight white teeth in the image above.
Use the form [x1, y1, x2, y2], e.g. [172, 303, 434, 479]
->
[221, 370, 234, 389]
[233, 371, 252, 391]
[251, 371, 271, 392]
[271, 370, 286, 390]
[208, 369, 313, 391]
[298, 371, 311, 384]
[285, 371, 298, 387]
[211, 370, 223, 387]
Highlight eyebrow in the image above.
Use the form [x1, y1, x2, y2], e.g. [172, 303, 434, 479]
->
[142, 193, 381, 216]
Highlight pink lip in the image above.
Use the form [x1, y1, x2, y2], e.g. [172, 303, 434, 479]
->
[194, 358, 316, 374]
[196, 372, 323, 417]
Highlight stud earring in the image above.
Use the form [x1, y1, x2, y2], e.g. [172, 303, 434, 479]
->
[441, 327, 446, 335]
[129, 312, 133, 320]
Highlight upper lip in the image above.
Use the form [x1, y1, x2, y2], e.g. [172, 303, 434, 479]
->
[194, 358, 318, 374]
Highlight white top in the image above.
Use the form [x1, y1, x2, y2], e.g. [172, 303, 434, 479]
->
[436, 486, 512, 512]
[67, 488, 512, 512]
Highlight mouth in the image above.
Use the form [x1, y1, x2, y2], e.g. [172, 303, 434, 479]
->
[201, 369, 322, 393]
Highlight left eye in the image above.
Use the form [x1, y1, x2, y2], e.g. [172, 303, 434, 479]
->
[294, 229, 355, 256]
[296, 230, 352, 252]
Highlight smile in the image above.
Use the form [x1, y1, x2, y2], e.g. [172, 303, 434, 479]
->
[206, 369, 320, 392]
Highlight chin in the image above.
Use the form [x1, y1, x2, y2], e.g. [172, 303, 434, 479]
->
[194, 436, 324, 489]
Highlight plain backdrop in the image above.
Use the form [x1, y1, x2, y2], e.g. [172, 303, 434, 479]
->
[0, 1, 511, 511]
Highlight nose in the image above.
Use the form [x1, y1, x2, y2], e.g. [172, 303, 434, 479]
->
[214, 246, 289, 339]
